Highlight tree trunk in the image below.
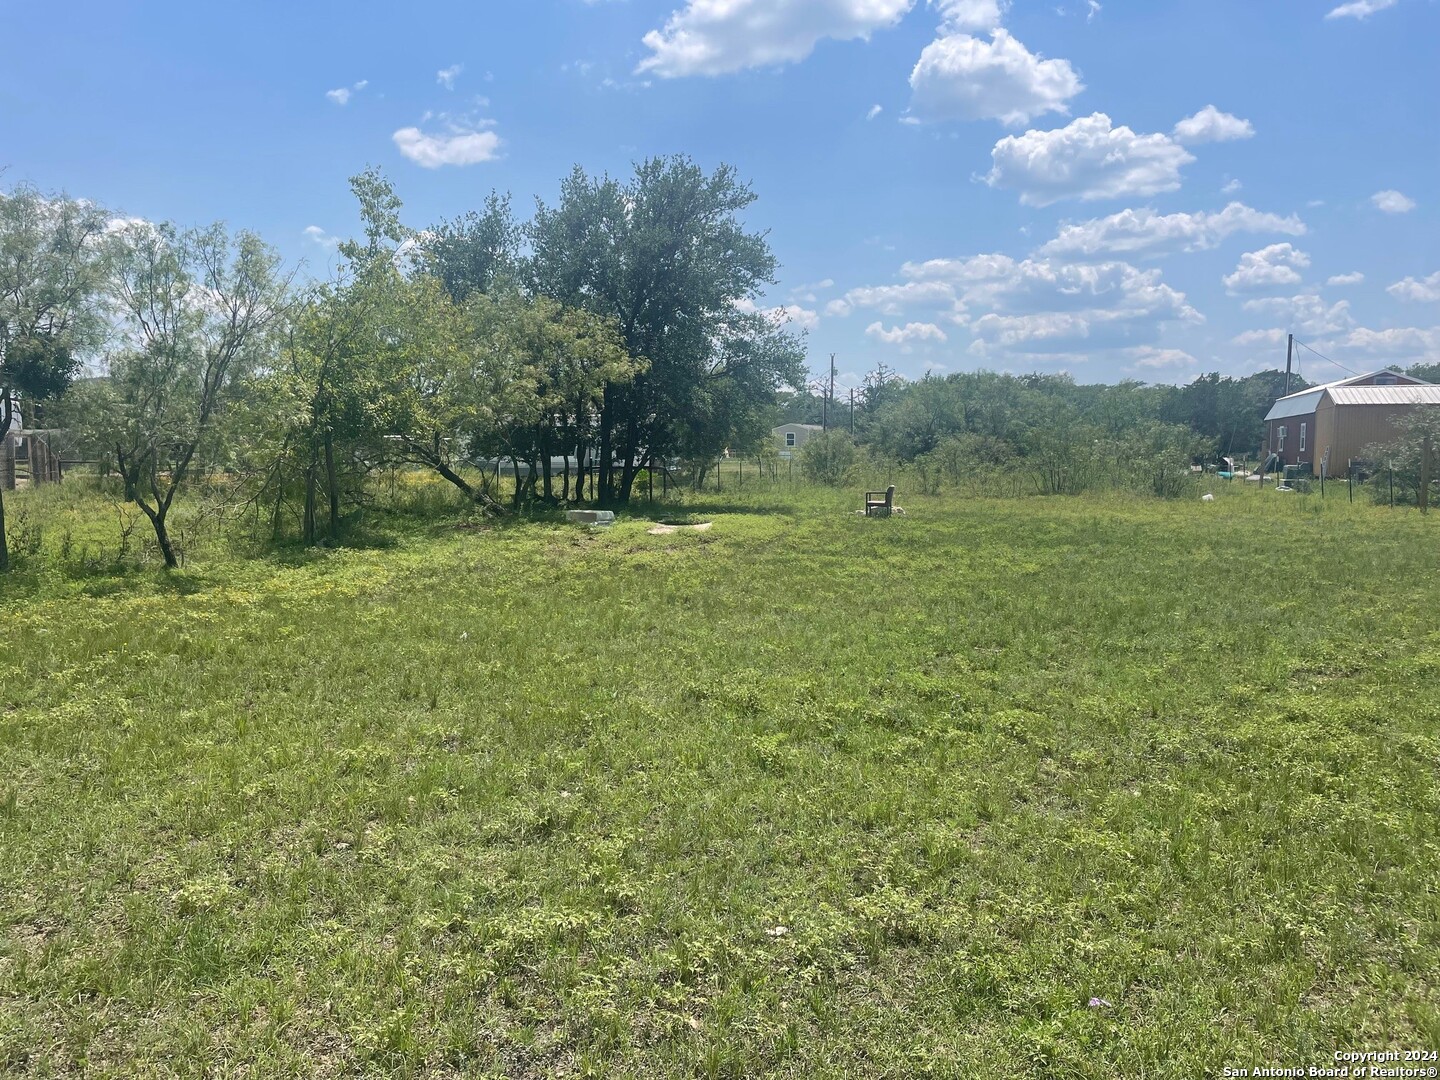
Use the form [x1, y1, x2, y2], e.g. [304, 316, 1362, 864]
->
[324, 429, 339, 539]
[617, 414, 640, 504]
[598, 384, 613, 505]
[0, 486, 9, 573]
[541, 425, 554, 503]
[138, 500, 179, 570]
[303, 460, 317, 545]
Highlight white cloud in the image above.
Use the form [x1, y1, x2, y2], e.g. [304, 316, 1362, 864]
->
[1231, 328, 1288, 348]
[826, 280, 964, 317]
[393, 123, 503, 168]
[788, 278, 835, 302]
[1240, 293, 1354, 335]
[325, 80, 368, 106]
[303, 225, 339, 249]
[737, 296, 820, 331]
[933, 0, 1006, 32]
[1222, 244, 1310, 293]
[1388, 272, 1440, 303]
[900, 253, 1019, 283]
[1222, 178, 1243, 194]
[1172, 105, 1254, 145]
[1326, 0, 1398, 19]
[867, 104, 884, 120]
[1317, 325, 1440, 361]
[855, 253, 1199, 356]
[866, 320, 949, 346]
[1086, 0, 1101, 20]
[1039, 202, 1305, 260]
[437, 64, 464, 89]
[1126, 346, 1197, 370]
[908, 29, 1083, 125]
[1327, 271, 1365, 287]
[636, 0, 913, 77]
[1372, 189, 1417, 214]
[963, 259, 1200, 329]
[985, 113, 1195, 206]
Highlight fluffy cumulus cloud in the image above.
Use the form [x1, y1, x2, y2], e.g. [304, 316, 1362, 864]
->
[866, 320, 949, 346]
[908, 29, 1082, 125]
[1125, 346, 1198, 371]
[1327, 271, 1365, 287]
[1326, 0, 1398, 19]
[1039, 202, 1305, 260]
[825, 279, 965, 318]
[1388, 272, 1440, 303]
[636, 0, 913, 77]
[1318, 325, 1440, 362]
[1372, 189, 1417, 213]
[1240, 293, 1354, 336]
[1222, 244, 1311, 293]
[985, 113, 1195, 206]
[839, 252, 1199, 358]
[393, 121, 502, 168]
[1172, 105, 1254, 145]
[736, 296, 821, 331]
[933, 0, 1005, 32]
[437, 64, 463, 89]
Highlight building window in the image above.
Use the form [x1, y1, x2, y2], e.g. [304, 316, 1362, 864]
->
[786, 432, 796, 447]
[1299, 422, 1307, 452]
[1375, 373, 1398, 385]
[1277, 425, 1286, 451]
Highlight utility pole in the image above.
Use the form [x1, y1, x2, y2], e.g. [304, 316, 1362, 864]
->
[849, 388, 855, 436]
[1285, 334, 1294, 396]
[828, 354, 836, 433]
[1422, 434, 1432, 515]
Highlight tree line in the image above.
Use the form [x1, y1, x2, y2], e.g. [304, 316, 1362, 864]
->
[779, 361, 1440, 497]
[0, 157, 806, 570]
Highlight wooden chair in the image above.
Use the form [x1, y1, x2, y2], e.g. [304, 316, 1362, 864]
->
[864, 486, 895, 517]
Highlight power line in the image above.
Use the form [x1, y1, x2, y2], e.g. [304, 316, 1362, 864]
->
[1293, 337, 1364, 379]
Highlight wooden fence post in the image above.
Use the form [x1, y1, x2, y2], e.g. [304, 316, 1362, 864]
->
[0, 438, 14, 491]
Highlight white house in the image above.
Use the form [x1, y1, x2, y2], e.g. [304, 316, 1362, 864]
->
[772, 423, 822, 455]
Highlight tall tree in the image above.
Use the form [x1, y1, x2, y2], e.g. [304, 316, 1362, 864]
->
[418, 194, 522, 304]
[0, 186, 109, 571]
[529, 157, 804, 504]
[100, 221, 289, 568]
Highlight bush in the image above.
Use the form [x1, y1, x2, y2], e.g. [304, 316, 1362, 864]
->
[799, 431, 858, 486]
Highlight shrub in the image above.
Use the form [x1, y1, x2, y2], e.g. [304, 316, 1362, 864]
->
[799, 431, 858, 486]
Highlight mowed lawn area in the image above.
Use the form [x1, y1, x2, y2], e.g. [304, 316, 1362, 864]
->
[2, 484, 1438, 1077]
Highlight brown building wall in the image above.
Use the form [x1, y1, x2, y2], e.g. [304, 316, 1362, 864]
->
[1267, 412, 1317, 468]
[1317, 403, 1417, 474]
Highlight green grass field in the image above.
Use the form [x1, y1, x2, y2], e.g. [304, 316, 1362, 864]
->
[2, 480, 1438, 1077]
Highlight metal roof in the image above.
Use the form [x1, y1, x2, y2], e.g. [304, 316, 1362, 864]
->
[1325, 386, 1440, 406]
[1265, 389, 1325, 421]
[1264, 370, 1435, 421]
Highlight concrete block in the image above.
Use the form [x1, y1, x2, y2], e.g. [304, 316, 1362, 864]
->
[566, 509, 616, 527]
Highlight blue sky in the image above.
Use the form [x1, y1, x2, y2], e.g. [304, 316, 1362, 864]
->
[2, 0, 1436, 387]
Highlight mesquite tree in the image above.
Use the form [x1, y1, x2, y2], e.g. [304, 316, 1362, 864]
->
[0, 186, 109, 571]
[101, 221, 288, 568]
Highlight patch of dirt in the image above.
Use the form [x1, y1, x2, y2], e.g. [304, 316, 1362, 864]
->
[647, 522, 713, 535]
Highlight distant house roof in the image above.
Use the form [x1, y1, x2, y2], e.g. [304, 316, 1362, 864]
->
[773, 423, 822, 431]
[1264, 370, 1433, 421]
